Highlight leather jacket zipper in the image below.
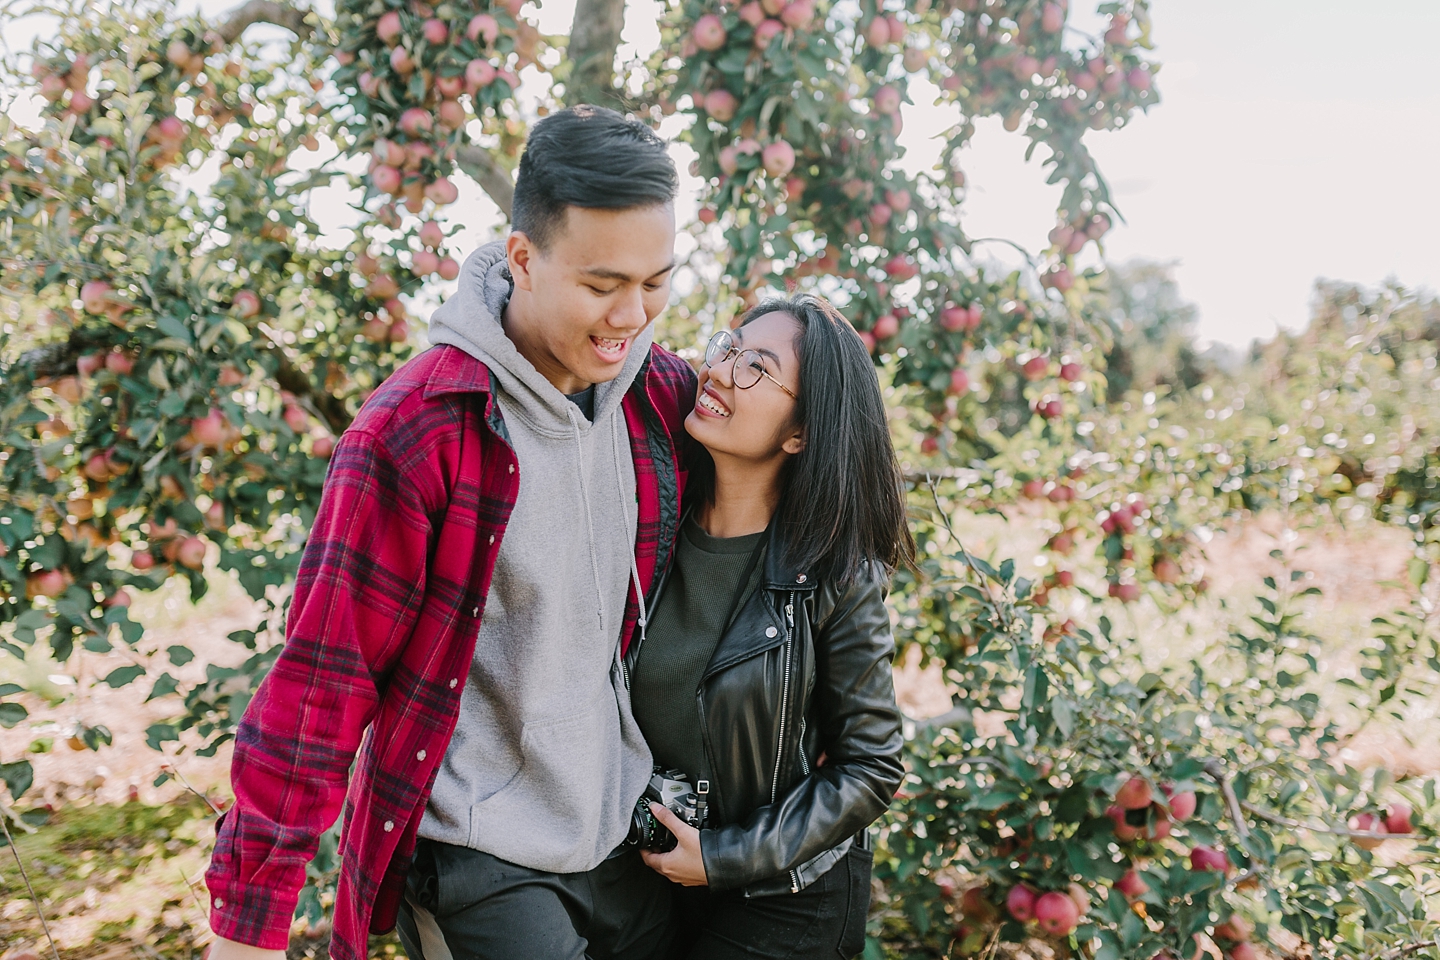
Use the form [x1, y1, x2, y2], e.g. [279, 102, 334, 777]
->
[770, 594, 797, 806]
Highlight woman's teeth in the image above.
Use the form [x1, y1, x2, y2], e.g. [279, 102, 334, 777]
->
[697, 392, 731, 417]
[592, 336, 627, 357]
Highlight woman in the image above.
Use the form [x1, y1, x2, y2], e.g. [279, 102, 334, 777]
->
[626, 294, 913, 959]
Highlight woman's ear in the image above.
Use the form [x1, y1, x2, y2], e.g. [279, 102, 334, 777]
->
[782, 428, 807, 456]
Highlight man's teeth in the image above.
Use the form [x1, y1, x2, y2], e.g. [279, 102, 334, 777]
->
[698, 392, 730, 417]
[593, 336, 626, 355]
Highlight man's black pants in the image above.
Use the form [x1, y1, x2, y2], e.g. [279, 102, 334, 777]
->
[396, 838, 676, 960]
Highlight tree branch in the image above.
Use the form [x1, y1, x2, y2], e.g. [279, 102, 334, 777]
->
[215, 0, 317, 43]
[1238, 800, 1409, 842]
[454, 143, 515, 219]
[565, 0, 628, 110]
[1204, 758, 1251, 840]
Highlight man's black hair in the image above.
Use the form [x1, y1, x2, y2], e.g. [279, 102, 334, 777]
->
[511, 105, 679, 249]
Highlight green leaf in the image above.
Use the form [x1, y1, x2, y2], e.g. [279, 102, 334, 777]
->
[102, 665, 146, 688]
[145, 723, 179, 749]
[0, 759, 34, 801]
[146, 672, 181, 702]
[168, 644, 196, 666]
[0, 701, 28, 728]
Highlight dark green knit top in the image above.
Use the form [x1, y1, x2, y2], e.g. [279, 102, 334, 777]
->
[630, 516, 765, 785]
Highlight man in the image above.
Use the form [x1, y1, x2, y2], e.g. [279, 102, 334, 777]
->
[206, 106, 694, 960]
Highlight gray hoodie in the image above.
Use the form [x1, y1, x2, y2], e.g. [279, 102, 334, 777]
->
[417, 241, 654, 873]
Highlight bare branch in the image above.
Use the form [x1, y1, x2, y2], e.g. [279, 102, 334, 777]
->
[565, 0, 627, 109]
[1239, 800, 1412, 842]
[215, 0, 317, 44]
[454, 143, 515, 219]
[1203, 758, 1251, 840]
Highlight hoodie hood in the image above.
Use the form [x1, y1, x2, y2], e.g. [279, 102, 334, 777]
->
[427, 240, 654, 436]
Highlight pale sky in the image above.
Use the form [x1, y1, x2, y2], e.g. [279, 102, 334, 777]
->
[5, 0, 1436, 348]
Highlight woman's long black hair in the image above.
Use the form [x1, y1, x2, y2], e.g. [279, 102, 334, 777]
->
[686, 294, 917, 587]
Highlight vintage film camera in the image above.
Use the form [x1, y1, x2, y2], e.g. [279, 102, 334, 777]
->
[628, 767, 709, 852]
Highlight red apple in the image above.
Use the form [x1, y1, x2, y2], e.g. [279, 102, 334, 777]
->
[389, 319, 410, 342]
[419, 220, 445, 248]
[761, 140, 795, 178]
[376, 10, 402, 43]
[233, 289, 261, 318]
[1115, 868, 1148, 898]
[1229, 944, 1259, 960]
[1022, 355, 1049, 380]
[1107, 804, 1142, 841]
[1350, 812, 1385, 849]
[466, 58, 497, 90]
[947, 368, 969, 397]
[438, 257, 460, 281]
[283, 404, 309, 433]
[1189, 844, 1230, 873]
[177, 536, 207, 570]
[437, 99, 467, 130]
[693, 14, 727, 51]
[939, 305, 968, 332]
[422, 18, 449, 44]
[467, 13, 499, 44]
[1059, 361, 1082, 381]
[77, 352, 104, 377]
[780, 0, 814, 29]
[27, 569, 68, 599]
[856, 330, 876, 354]
[753, 19, 784, 49]
[312, 435, 335, 458]
[398, 107, 433, 136]
[1041, 2, 1064, 33]
[1117, 776, 1152, 811]
[390, 45, 415, 74]
[864, 16, 889, 47]
[703, 89, 738, 122]
[873, 85, 901, 115]
[738, 2, 765, 26]
[426, 177, 459, 205]
[190, 408, 228, 447]
[1163, 786, 1197, 821]
[872, 313, 900, 340]
[80, 279, 112, 313]
[132, 550, 156, 571]
[1005, 883, 1038, 922]
[1214, 915, 1253, 942]
[1035, 890, 1079, 936]
[1385, 803, 1414, 835]
[868, 202, 893, 227]
[105, 350, 134, 375]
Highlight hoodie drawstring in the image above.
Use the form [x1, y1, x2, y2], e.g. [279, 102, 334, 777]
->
[570, 410, 647, 645]
[572, 419, 608, 631]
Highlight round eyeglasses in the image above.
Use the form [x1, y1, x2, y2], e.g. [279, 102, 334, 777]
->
[703, 330, 798, 400]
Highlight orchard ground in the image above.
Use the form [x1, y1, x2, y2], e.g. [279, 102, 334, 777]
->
[2, 507, 1433, 958]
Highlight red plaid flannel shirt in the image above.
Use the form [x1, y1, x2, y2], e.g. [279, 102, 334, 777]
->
[206, 343, 694, 957]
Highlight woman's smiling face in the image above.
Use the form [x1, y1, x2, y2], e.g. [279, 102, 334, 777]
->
[685, 311, 804, 464]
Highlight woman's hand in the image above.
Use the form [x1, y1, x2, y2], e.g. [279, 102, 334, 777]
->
[638, 802, 709, 886]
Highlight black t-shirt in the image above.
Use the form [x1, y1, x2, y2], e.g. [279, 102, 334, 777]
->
[566, 384, 596, 422]
[630, 517, 765, 786]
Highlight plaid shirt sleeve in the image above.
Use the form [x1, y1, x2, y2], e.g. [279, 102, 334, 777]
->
[206, 422, 435, 948]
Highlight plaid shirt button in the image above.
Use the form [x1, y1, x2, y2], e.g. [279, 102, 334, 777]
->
[215, 898, 224, 908]
[489, 535, 495, 544]
[450, 678, 458, 688]
[417, 750, 426, 761]
[508, 464, 514, 474]
[383, 820, 394, 832]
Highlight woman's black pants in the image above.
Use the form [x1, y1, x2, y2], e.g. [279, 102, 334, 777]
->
[669, 844, 874, 960]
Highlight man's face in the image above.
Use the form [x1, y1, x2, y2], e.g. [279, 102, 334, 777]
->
[507, 203, 676, 391]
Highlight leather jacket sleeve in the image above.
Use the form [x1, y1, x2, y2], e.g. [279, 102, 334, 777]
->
[700, 562, 905, 890]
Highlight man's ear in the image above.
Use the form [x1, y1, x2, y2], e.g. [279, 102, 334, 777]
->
[782, 429, 807, 456]
[507, 232, 537, 292]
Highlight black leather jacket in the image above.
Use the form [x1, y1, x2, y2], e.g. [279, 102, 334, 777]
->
[625, 523, 905, 897]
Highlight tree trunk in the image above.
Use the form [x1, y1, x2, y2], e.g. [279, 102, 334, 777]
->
[565, 0, 628, 110]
